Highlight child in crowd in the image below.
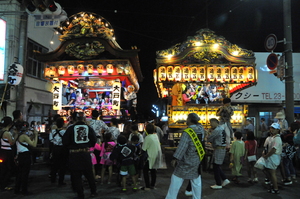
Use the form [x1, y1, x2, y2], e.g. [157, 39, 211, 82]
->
[244, 131, 258, 183]
[90, 142, 101, 181]
[110, 135, 137, 192]
[131, 135, 143, 180]
[230, 131, 245, 183]
[129, 124, 144, 145]
[282, 133, 297, 184]
[100, 133, 116, 184]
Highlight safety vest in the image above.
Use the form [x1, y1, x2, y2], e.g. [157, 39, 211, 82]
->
[184, 128, 205, 161]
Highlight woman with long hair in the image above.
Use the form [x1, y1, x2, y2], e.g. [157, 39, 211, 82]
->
[14, 120, 38, 195]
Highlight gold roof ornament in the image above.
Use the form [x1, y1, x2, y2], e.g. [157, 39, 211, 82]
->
[156, 28, 255, 64]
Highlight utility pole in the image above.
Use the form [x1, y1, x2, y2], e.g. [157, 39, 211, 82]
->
[283, 0, 294, 124]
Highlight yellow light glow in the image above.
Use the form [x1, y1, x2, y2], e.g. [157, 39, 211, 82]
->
[232, 51, 239, 56]
[195, 42, 201, 46]
[167, 54, 173, 60]
[212, 43, 219, 49]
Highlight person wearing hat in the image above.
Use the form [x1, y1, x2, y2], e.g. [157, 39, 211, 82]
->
[262, 123, 282, 194]
[166, 113, 205, 199]
[274, 111, 288, 132]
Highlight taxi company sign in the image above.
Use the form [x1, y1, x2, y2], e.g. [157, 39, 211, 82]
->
[231, 52, 300, 103]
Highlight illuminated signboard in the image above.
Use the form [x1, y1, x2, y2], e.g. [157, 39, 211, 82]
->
[52, 82, 62, 110]
[112, 81, 121, 110]
[0, 19, 6, 80]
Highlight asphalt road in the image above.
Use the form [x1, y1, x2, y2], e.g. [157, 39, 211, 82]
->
[1, 147, 300, 199]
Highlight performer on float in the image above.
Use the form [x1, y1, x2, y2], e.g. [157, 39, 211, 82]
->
[124, 85, 137, 121]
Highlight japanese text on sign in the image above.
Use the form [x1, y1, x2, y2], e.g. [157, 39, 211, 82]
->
[52, 82, 62, 110]
[112, 82, 121, 110]
[35, 19, 60, 28]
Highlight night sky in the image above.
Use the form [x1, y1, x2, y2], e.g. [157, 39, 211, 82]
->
[55, 0, 300, 118]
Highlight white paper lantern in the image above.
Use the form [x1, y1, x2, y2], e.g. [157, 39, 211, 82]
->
[8, 63, 23, 85]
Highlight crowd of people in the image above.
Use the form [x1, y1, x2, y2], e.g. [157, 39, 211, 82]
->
[181, 83, 225, 105]
[166, 99, 300, 199]
[1, 102, 300, 199]
[0, 109, 162, 199]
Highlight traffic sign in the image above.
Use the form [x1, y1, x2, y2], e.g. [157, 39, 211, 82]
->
[265, 34, 277, 52]
[266, 53, 278, 70]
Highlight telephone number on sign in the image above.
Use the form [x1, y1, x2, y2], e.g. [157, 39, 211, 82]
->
[262, 93, 300, 100]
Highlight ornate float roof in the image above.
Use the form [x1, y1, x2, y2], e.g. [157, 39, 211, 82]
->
[156, 28, 255, 64]
[35, 11, 143, 82]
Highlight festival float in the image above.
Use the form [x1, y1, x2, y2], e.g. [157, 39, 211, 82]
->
[36, 12, 143, 119]
[154, 29, 257, 145]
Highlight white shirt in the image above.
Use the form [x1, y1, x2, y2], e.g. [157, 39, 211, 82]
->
[129, 132, 144, 143]
[49, 129, 66, 146]
[88, 119, 109, 137]
[106, 126, 120, 141]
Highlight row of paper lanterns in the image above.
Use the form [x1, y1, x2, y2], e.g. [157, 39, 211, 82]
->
[45, 63, 130, 77]
[155, 65, 256, 83]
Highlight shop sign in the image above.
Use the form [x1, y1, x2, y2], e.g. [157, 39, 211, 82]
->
[52, 82, 62, 110]
[112, 81, 121, 110]
[8, 63, 23, 85]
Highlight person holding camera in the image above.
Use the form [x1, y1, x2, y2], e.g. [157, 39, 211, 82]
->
[14, 120, 38, 195]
